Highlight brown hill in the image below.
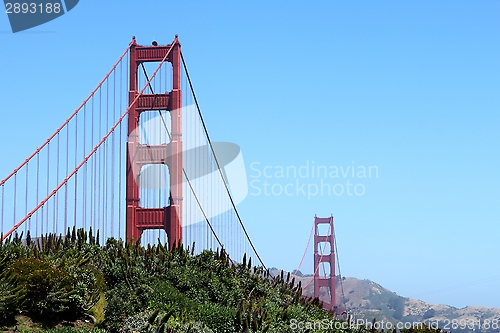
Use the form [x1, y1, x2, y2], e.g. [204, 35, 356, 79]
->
[270, 269, 500, 333]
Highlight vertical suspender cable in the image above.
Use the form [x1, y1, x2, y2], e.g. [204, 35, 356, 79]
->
[0, 185, 3, 234]
[83, 105, 87, 231]
[111, 69, 116, 238]
[105, 78, 109, 240]
[65, 123, 69, 232]
[334, 232, 347, 310]
[140, 63, 224, 250]
[91, 95, 95, 233]
[25, 163, 28, 230]
[46, 142, 50, 233]
[98, 88, 102, 241]
[181, 52, 266, 269]
[0, 44, 132, 241]
[55, 132, 60, 233]
[74, 114, 78, 231]
[13, 173, 16, 234]
[36, 153, 39, 236]
[118, 55, 124, 239]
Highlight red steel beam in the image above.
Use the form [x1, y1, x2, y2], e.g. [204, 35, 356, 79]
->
[313, 215, 337, 313]
[126, 36, 182, 249]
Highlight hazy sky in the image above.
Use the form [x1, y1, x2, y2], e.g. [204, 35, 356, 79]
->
[1, 1, 499, 309]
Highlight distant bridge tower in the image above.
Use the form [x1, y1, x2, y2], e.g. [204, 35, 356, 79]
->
[126, 36, 183, 249]
[313, 215, 336, 313]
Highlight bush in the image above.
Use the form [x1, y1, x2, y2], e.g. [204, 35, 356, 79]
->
[1, 231, 341, 333]
[103, 281, 154, 332]
[6, 258, 79, 322]
[197, 303, 236, 333]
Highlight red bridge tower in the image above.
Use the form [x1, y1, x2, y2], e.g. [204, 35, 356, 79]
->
[126, 37, 183, 249]
[313, 215, 336, 312]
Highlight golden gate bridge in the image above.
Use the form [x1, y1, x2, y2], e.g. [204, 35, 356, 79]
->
[0, 36, 341, 312]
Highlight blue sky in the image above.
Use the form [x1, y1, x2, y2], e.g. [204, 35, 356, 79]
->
[1, 1, 499, 309]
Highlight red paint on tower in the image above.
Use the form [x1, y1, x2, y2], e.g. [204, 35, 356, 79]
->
[126, 36, 183, 249]
[313, 215, 337, 313]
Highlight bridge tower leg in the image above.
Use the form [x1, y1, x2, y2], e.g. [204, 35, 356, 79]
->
[313, 215, 336, 313]
[126, 36, 183, 249]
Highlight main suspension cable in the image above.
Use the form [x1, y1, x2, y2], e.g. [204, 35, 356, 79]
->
[180, 51, 266, 270]
[139, 63, 224, 249]
[334, 230, 347, 311]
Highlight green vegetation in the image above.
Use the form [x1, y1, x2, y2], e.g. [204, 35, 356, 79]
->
[0, 228, 332, 332]
[0, 229, 445, 333]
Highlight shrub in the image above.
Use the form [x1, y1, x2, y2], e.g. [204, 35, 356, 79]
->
[6, 257, 79, 322]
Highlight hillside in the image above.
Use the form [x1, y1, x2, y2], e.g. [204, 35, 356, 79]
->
[0, 230, 485, 333]
[0, 231, 336, 333]
[286, 270, 500, 333]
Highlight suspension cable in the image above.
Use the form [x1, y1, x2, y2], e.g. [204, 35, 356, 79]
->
[334, 230, 347, 311]
[292, 218, 315, 281]
[301, 222, 331, 289]
[0, 41, 134, 187]
[180, 51, 266, 269]
[1, 43, 171, 242]
[139, 63, 224, 249]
